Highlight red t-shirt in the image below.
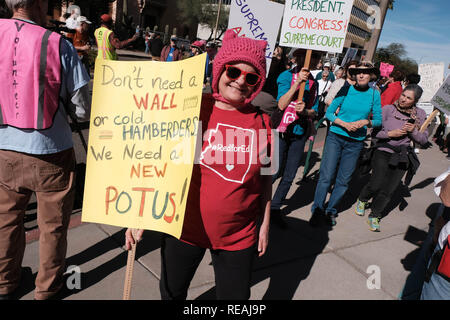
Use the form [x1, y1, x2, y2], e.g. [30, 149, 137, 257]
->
[381, 81, 403, 107]
[180, 95, 271, 251]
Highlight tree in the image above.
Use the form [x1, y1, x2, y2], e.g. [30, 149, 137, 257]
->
[388, 0, 395, 10]
[176, 0, 230, 41]
[374, 42, 418, 75]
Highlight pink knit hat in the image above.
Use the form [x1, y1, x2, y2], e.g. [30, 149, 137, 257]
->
[212, 29, 267, 105]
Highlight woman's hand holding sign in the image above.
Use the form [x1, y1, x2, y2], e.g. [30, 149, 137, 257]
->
[125, 228, 144, 250]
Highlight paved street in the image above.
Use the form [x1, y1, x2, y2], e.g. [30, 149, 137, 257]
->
[16, 51, 450, 300]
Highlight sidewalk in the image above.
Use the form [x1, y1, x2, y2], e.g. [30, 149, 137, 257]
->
[17, 130, 449, 300]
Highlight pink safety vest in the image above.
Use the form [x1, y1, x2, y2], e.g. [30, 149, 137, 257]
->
[0, 19, 62, 130]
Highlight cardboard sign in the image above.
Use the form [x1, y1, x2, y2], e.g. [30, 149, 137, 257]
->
[228, 0, 284, 76]
[431, 75, 450, 116]
[279, 0, 354, 53]
[380, 62, 394, 78]
[419, 62, 445, 102]
[81, 54, 207, 239]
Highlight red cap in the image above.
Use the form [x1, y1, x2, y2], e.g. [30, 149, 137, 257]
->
[100, 14, 112, 23]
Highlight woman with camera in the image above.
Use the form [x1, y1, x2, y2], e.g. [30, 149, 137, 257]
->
[355, 84, 429, 232]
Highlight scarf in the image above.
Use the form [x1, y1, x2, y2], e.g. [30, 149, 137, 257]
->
[394, 101, 420, 130]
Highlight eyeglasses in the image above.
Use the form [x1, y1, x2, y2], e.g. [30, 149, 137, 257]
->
[225, 65, 261, 86]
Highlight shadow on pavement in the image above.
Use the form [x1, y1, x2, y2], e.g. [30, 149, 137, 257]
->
[19, 229, 162, 299]
[401, 203, 441, 272]
[195, 217, 330, 300]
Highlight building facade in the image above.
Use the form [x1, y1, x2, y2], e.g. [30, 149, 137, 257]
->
[48, 0, 199, 40]
[47, 0, 387, 59]
[343, 0, 389, 62]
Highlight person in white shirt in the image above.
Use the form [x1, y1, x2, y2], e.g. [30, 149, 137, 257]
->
[317, 70, 332, 96]
[316, 70, 333, 120]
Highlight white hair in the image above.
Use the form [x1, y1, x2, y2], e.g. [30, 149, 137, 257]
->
[5, 0, 35, 11]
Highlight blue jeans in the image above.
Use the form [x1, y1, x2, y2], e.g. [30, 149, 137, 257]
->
[311, 131, 364, 216]
[271, 133, 307, 210]
[421, 243, 450, 300]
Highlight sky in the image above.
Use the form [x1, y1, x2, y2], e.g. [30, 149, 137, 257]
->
[378, 0, 450, 76]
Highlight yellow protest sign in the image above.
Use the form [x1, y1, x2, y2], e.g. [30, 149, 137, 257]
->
[81, 54, 206, 239]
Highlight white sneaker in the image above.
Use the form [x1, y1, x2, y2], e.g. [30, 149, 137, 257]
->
[414, 148, 420, 154]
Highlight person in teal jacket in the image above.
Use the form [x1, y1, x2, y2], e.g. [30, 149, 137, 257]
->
[310, 61, 382, 227]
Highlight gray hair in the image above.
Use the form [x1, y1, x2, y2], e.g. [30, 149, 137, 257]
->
[403, 84, 423, 102]
[5, 0, 35, 11]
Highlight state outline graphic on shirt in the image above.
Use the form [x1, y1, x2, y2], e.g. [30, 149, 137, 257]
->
[199, 122, 255, 184]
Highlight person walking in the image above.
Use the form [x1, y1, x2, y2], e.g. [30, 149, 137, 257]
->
[270, 48, 321, 228]
[324, 60, 358, 107]
[72, 15, 92, 75]
[315, 61, 335, 82]
[94, 14, 138, 61]
[144, 31, 151, 55]
[334, 67, 344, 80]
[125, 29, 271, 300]
[0, 0, 91, 300]
[149, 32, 164, 61]
[316, 69, 333, 120]
[421, 170, 450, 300]
[381, 69, 404, 106]
[355, 85, 428, 231]
[190, 40, 210, 84]
[400, 168, 450, 300]
[310, 61, 382, 227]
[161, 36, 183, 62]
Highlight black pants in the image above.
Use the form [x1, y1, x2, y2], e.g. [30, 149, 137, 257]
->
[160, 235, 256, 300]
[359, 150, 407, 218]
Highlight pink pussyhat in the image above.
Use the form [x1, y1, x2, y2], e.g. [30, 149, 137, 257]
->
[212, 29, 267, 106]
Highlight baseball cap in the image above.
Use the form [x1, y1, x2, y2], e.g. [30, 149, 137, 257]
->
[100, 14, 112, 23]
[77, 16, 92, 24]
[324, 62, 331, 68]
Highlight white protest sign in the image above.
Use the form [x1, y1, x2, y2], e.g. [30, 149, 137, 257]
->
[431, 75, 450, 116]
[417, 102, 435, 116]
[279, 0, 354, 53]
[227, 0, 285, 76]
[418, 62, 445, 102]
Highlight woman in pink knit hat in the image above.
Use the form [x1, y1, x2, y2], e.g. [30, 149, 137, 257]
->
[126, 29, 272, 300]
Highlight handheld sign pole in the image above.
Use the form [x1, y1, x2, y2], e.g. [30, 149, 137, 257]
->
[123, 229, 138, 300]
[419, 109, 440, 133]
[297, 49, 312, 103]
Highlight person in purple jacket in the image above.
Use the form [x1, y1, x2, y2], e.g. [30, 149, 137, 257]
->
[355, 84, 428, 232]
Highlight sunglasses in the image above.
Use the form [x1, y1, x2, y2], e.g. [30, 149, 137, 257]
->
[225, 65, 261, 86]
[349, 68, 373, 76]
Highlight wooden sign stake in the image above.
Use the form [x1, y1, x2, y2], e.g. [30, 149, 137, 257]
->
[297, 49, 312, 103]
[123, 229, 138, 300]
[419, 109, 440, 133]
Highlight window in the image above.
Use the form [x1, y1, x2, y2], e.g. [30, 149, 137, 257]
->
[348, 23, 370, 39]
[352, 6, 371, 22]
[362, 0, 379, 7]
